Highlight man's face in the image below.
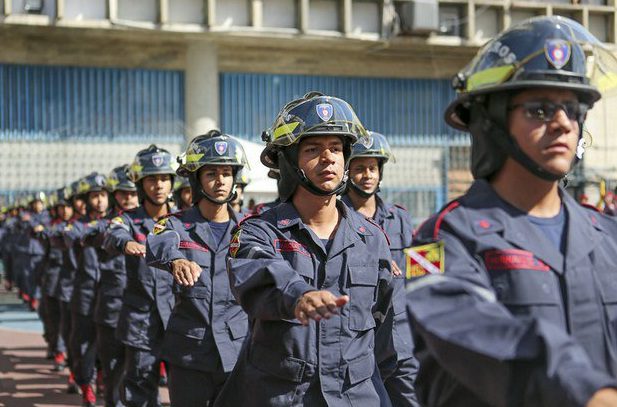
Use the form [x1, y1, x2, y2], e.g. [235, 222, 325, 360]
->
[507, 88, 581, 177]
[31, 200, 44, 213]
[142, 174, 172, 205]
[180, 187, 192, 208]
[297, 135, 345, 193]
[88, 190, 108, 215]
[57, 204, 74, 221]
[73, 198, 87, 216]
[114, 190, 139, 211]
[198, 165, 234, 202]
[348, 157, 380, 195]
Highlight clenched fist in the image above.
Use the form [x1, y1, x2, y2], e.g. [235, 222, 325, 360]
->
[171, 259, 202, 286]
[294, 291, 349, 326]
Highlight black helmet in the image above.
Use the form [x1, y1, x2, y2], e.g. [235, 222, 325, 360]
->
[68, 179, 85, 203]
[260, 91, 369, 201]
[108, 165, 137, 192]
[174, 176, 191, 192]
[445, 16, 617, 180]
[55, 186, 71, 206]
[350, 131, 395, 165]
[128, 145, 176, 182]
[348, 131, 395, 198]
[129, 145, 175, 203]
[79, 172, 108, 194]
[176, 130, 248, 204]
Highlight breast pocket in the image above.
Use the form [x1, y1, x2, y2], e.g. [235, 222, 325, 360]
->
[595, 268, 617, 342]
[489, 268, 562, 322]
[348, 264, 378, 331]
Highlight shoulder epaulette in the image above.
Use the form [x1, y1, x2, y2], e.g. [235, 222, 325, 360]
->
[580, 202, 601, 213]
[414, 199, 461, 241]
[167, 210, 186, 219]
[393, 203, 408, 212]
[432, 200, 461, 240]
[238, 212, 261, 227]
[365, 216, 391, 246]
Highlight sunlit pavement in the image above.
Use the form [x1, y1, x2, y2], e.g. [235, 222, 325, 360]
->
[0, 288, 169, 406]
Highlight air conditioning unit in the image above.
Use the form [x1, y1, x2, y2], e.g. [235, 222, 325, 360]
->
[397, 0, 439, 35]
[24, 0, 44, 14]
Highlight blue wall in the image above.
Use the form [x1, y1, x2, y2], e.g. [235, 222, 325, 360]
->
[220, 72, 463, 144]
[0, 64, 185, 142]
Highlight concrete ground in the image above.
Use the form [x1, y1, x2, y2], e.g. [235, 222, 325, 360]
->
[0, 288, 169, 406]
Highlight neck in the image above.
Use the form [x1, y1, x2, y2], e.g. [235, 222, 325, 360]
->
[144, 200, 168, 220]
[292, 186, 340, 239]
[347, 189, 377, 218]
[490, 159, 562, 217]
[198, 199, 230, 222]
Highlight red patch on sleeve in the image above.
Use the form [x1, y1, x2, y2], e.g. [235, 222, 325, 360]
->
[274, 239, 310, 257]
[484, 249, 550, 272]
[134, 233, 147, 243]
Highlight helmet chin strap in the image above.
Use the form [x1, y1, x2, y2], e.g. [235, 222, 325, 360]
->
[348, 180, 378, 199]
[138, 184, 170, 207]
[295, 167, 348, 197]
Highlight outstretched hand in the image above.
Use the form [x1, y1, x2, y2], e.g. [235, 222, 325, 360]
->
[294, 291, 349, 326]
[124, 241, 146, 257]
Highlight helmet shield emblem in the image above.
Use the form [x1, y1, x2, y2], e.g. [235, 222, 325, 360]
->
[544, 39, 571, 69]
[152, 153, 164, 167]
[215, 141, 228, 155]
[316, 103, 333, 122]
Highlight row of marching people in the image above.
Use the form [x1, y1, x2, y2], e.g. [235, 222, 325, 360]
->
[0, 109, 419, 407]
[5, 15, 617, 407]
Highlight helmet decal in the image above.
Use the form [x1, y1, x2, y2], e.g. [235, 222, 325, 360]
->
[94, 175, 106, 187]
[316, 103, 333, 122]
[545, 39, 571, 69]
[151, 153, 164, 167]
[215, 141, 228, 155]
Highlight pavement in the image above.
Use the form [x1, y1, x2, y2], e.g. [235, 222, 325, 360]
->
[0, 288, 170, 406]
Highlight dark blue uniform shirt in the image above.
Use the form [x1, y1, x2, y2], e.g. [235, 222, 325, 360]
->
[406, 179, 617, 407]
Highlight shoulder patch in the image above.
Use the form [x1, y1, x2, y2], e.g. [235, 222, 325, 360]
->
[229, 228, 241, 258]
[153, 218, 168, 235]
[404, 241, 444, 278]
[111, 216, 124, 225]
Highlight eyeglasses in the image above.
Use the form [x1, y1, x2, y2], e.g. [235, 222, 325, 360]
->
[508, 101, 587, 123]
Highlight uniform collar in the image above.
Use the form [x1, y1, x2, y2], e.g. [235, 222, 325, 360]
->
[340, 193, 391, 222]
[465, 179, 604, 274]
[191, 204, 238, 252]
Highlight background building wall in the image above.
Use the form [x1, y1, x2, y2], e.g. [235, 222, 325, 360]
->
[2, 0, 617, 219]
